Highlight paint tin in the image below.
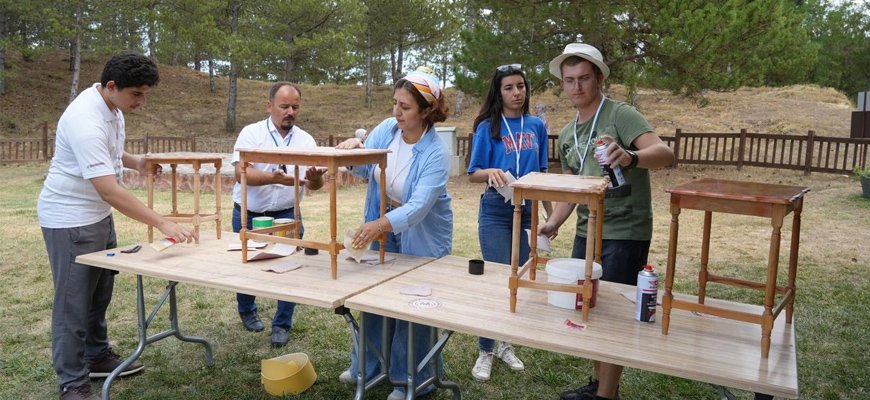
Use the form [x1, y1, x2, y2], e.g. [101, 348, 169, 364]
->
[252, 216, 274, 229]
[635, 264, 658, 322]
[273, 218, 295, 237]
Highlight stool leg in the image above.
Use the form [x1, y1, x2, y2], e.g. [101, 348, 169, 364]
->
[761, 207, 785, 358]
[214, 160, 222, 240]
[510, 197, 522, 313]
[171, 164, 178, 216]
[786, 199, 802, 324]
[192, 161, 201, 244]
[699, 211, 712, 304]
[662, 201, 681, 335]
[147, 161, 155, 242]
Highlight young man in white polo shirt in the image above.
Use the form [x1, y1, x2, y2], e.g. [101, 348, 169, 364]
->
[38, 52, 196, 400]
[231, 82, 325, 347]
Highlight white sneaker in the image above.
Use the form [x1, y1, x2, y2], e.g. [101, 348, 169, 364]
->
[339, 369, 355, 385]
[471, 350, 494, 381]
[495, 341, 525, 371]
[386, 389, 405, 400]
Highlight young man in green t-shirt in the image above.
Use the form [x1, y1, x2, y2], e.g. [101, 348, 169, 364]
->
[538, 43, 674, 400]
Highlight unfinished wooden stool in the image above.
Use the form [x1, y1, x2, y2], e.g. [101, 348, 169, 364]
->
[145, 152, 223, 243]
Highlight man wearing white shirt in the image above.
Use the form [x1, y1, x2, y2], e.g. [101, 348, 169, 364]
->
[38, 52, 196, 400]
[231, 82, 324, 347]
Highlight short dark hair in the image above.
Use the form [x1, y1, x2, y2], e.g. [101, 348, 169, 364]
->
[560, 55, 603, 79]
[100, 52, 159, 89]
[394, 79, 449, 130]
[269, 82, 302, 101]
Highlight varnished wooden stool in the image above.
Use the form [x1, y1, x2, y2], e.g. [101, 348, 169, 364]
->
[509, 172, 607, 321]
[145, 152, 223, 243]
[237, 147, 389, 280]
[661, 178, 809, 357]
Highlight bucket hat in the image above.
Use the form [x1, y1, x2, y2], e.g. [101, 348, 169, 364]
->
[548, 43, 610, 80]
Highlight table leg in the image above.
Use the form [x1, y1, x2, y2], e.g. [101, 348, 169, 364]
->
[214, 160, 222, 239]
[761, 207, 785, 358]
[699, 211, 712, 304]
[147, 162, 154, 243]
[404, 323, 460, 400]
[786, 199, 802, 324]
[510, 192, 522, 312]
[595, 195, 604, 264]
[192, 161, 202, 244]
[530, 200, 539, 281]
[582, 199, 597, 322]
[350, 312, 393, 400]
[170, 164, 178, 216]
[662, 201, 681, 335]
[101, 277, 213, 400]
[329, 164, 338, 280]
[379, 160, 387, 265]
[240, 161, 248, 263]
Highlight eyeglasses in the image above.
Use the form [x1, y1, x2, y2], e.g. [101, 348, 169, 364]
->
[496, 63, 522, 73]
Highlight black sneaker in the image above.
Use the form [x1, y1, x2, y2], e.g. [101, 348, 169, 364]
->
[60, 384, 99, 400]
[88, 351, 145, 378]
[560, 377, 598, 400]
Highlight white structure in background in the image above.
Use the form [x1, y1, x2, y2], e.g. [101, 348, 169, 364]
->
[435, 126, 464, 177]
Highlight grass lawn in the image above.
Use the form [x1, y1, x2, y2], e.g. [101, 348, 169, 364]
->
[0, 163, 867, 399]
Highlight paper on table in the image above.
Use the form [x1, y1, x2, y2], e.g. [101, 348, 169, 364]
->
[247, 243, 297, 261]
[399, 285, 432, 296]
[361, 253, 396, 265]
[343, 228, 367, 263]
[262, 261, 304, 273]
[525, 229, 552, 252]
[493, 170, 517, 205]
[226, 240, 268, 251]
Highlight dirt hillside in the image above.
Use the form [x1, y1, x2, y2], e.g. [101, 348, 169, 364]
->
[0, 51, 856, 139]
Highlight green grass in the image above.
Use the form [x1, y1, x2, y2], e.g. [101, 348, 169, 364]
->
[0, 163, 868, 399]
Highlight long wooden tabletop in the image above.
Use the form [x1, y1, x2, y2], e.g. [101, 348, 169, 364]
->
[344, 255, 799, 398]
[76, 232, 434, 309]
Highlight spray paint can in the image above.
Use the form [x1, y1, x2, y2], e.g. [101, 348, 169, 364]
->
[594, 140, 625, 188]
[635, 264, 658, 322]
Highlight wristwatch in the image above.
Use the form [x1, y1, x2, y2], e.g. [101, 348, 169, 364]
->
[625, 149, 639, 170]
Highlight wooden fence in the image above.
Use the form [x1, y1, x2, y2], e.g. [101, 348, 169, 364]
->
[5, 126, 868, 176]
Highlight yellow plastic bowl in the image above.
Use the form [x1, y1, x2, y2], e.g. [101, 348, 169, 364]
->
[261, 352, 317, 396]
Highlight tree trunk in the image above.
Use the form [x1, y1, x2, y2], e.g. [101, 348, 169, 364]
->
[365, 12, 373, 108]
[395, 38, 404, 80]
[147, 15, 158, 62]
[0, 8, 7, 95]
[68, 6, 82, 104]
[208, 58, 216, 93]
[225, 1, 240, 133]
[389, 49, 396, 83]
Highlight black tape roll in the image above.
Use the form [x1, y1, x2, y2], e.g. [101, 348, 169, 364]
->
[304, 248, 319, 255]
[468, 259, 484, 275]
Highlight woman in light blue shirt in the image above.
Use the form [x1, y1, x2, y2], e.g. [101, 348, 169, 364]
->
[336, 67, 452, 400]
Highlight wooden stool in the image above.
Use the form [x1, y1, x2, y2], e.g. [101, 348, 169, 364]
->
[661, 178, 809, 357]
[237, 147, 389, 280]
[509, 172, 607, 321]
[145, 152, 223, 243]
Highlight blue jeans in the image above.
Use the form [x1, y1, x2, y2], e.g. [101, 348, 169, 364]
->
[571, 236, 650, 285]
[477, 188, 531, 351]
[232, 206, 303, 330]
[349, 231, 442, 397]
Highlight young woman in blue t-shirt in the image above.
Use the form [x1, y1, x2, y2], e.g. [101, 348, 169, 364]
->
[466, 64, 551, 382]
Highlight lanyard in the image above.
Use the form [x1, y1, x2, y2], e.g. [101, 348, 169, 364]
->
[267, 119, 292, 173]
[501, 114, 524, 175]
[573, 96, 606, 172]
[267, 119, 291, 148]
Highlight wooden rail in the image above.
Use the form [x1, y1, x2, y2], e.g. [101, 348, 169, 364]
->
[5, 126, 868, 176]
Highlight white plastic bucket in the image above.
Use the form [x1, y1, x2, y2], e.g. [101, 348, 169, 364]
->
[545, 258, 603, 310]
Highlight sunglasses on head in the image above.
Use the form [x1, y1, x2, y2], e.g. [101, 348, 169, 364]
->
[496, 63, 522, 73]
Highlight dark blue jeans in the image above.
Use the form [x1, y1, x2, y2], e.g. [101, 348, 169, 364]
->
[478, 188, 531, 351]
[232, 206, 303, 330]
[571, 236, 650, 285]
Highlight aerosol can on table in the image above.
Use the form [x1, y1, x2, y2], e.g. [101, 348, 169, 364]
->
[594, 140, 625, 188]
[635, 264, 658, 322]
